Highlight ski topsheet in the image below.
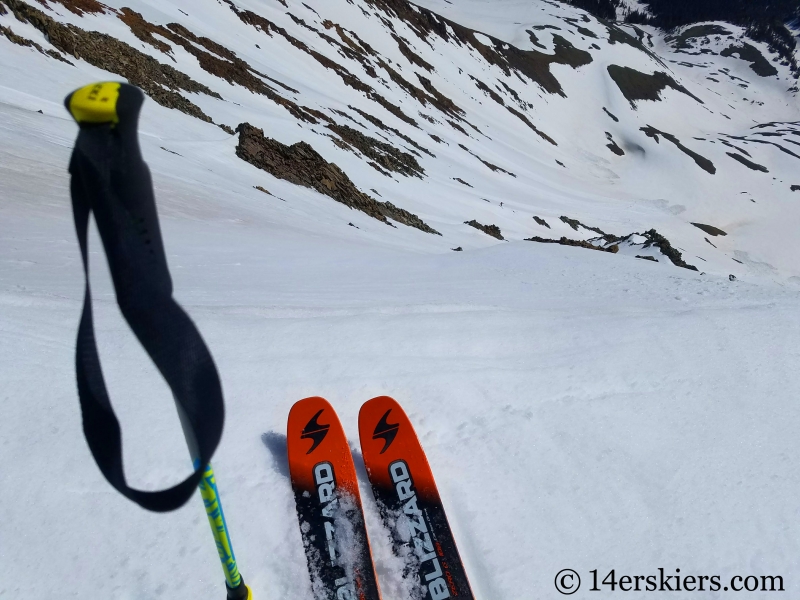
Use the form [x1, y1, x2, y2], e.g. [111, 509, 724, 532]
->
[288, 397, 382, 600]
[359, 396, 475, 600]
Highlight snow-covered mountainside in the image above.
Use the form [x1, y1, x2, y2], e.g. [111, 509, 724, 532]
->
[2, 1, 800, 599]
[2, 0, 799, 279]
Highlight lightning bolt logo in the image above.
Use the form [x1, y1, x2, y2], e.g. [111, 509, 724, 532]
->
[301, 409, 330, 454]
[372, 409, 400, 454]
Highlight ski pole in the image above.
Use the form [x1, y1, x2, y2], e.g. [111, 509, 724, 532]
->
[176, 406, 252, 600]
[64, 81, 251, 600]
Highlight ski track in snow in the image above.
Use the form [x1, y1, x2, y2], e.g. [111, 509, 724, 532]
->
[1, 0, 800, 598]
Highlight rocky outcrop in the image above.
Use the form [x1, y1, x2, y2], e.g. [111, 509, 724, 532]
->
[235, 123, 439, 235]
[0, 23, 71, 63]
[726, 152, 769, 173]
[0, 0, 216, 121]
[608, 65, 704, 108]
[366, 0, 593, 97]
[641, 126, 716, 174]
[639, 229, 698, 270]
[526, 236, 620, 253]
[464, 220, 504, 240]
[691, 223, 728, 236]
[38, 0, 106, 15]
[328, 123, 425, 177]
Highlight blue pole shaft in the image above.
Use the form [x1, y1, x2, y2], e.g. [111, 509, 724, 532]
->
[177, 406, 251, 599]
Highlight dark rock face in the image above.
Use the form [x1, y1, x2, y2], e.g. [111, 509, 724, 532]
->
[720, 43, 779, 77]
[366, 0, 592, 100]
[640, 229, 698, 270]
[607, 65, 704, 107]
[533, 216, 551, 229]
[670, 24, 732, 49]
[38, 0, 106, 15]
[328, 123, 425, 178]
[235, 123, 439, 235]
[606, 132, 625, 155]
[527, 220, 697, 271]
[726, 152, 769, 172]
[0, 22, 72, 62]
[464, 220, 504, 240]
[692, 223, 728, 236]
[641, 126, 716, 174]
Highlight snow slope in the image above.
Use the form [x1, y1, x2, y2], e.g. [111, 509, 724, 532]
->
[2, 0, 800, 598]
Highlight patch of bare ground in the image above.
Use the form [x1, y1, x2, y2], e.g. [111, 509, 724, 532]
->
[497, 34, 592, 96]
[533, 216, 551, 229]
[458, 144, 516, 177]
[393, 33, 433, 72]
[528, 219, 698, 271]
[117, 9, 326, 124]
[603, 107, 619, 122]
[323, 20, 376, 57]
[365, 0, 591, 97]
[470, 75, 505, 106]
[453, 178, 473, 187]
[720, 43, 778, 77]
[1, 0, 216, 121]
[505, 106, 557, 145]
[560, 215, 613, 238]
[667, 24, 732, 50]
[637, 230, 698, 270]
[607, 65, 703, 108]
[526, 236, 620, 253]
[726, 152, 769, 173]
[724, 135, 800, 160]
[328, 123, 424, 177]
[720, 139, 752, 156]
[415, 74, 465, 119]
[692, 223, 727, 236]
[606, 133, 625, 156]
[465, 220, 503, 240]
[37, 0, 107, 15]
[447, 120, 470, 137]
[224, 0, 419, 128]
[606, 23, 664, 65]
[791, 185, 800, 192]
[318, 20, 378, 76]
[347, 105, 435, 158]
[0, 23, 72, 63]
[235, 123, 439, 235]
[377, 58, 456, 116]
[641, 126, 716, 174]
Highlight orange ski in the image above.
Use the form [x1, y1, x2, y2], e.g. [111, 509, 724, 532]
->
[359, 396, 474, 600]
[288, 397, 381, 600]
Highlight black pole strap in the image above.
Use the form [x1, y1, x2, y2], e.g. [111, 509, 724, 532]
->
[65, 82, 224, 513]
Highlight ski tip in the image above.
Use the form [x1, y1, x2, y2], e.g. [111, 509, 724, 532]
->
[287, 396, 360, 495]
[358, 395, 402, 420]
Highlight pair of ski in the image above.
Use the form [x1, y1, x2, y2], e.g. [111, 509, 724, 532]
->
[287, 396, 474, 600]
